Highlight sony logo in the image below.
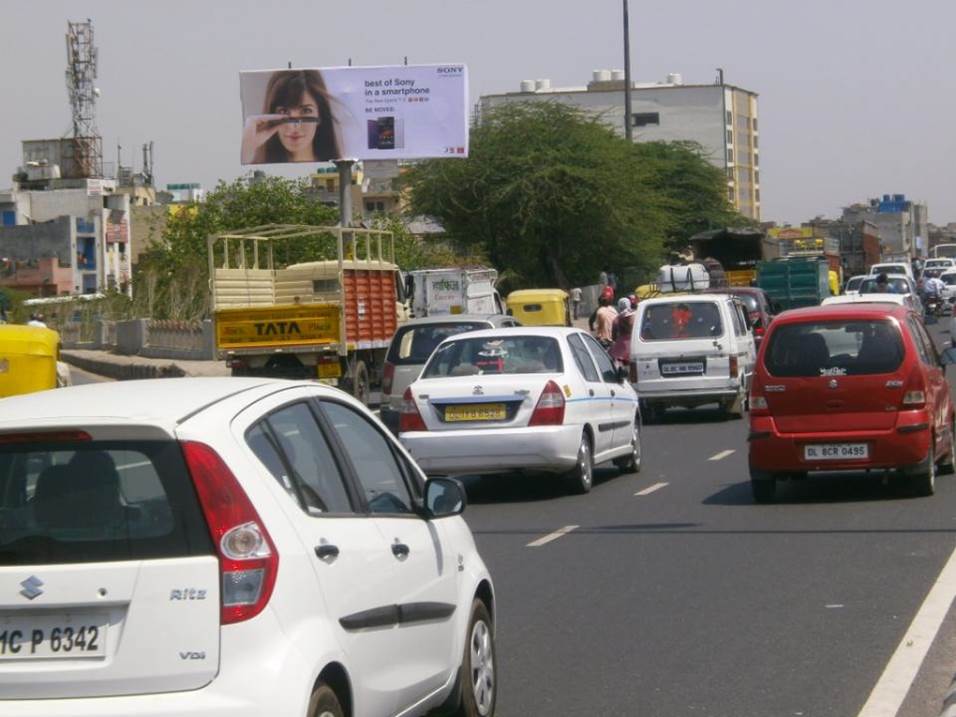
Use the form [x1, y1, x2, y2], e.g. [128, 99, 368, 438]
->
[437, 66, 464, 75]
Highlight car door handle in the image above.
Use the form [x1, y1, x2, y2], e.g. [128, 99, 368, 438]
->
[315, 544, 340, 560]
[391, 542, 410, 559]
[611, 390, 616, 397]
[589, 389, 595, 397]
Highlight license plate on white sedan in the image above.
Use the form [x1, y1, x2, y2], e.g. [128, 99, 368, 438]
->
[0, 613, 107, 660]
[803, 443, 869, 461]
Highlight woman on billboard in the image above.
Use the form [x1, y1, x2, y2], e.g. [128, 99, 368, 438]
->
[241, 70, 342, 163]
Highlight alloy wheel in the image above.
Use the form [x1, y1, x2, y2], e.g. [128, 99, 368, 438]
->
[470, 619, 495, 716]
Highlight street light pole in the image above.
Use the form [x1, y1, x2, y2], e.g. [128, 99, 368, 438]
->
[623, 0, 633, 142]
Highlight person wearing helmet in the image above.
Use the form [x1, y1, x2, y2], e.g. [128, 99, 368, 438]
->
[610, 297, 635, 366]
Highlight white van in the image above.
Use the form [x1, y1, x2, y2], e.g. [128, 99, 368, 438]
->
[630, 294, 756, 422]
[869, 262, 914, 280]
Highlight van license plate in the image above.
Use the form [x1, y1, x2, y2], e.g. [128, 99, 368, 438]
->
[804, 443, 868, 461]
[660, 361, 704, 376]
[0, 613, 107, 660]
[444, 404, 507, 422]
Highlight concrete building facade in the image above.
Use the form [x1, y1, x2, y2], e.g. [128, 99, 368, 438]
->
[842, 194, 928, 259]
[479, 72, 760, 220]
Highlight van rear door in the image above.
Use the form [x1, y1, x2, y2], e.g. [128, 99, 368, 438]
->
[758, 318, 908, 433]
[0, 435, 219, 699]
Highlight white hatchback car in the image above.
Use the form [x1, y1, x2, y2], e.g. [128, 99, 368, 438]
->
[0, 379, 495, 717]
[399, 327, 641, 494]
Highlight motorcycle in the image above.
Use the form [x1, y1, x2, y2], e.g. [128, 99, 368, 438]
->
[926, 294, 943, 318]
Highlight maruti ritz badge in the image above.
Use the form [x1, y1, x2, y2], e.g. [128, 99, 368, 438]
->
[19, 576, 44, 600]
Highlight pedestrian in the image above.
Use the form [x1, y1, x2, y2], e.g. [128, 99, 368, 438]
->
[593, 296, 618, 348]
[570, 287, 583, 319]
[598, 269, 609, 291]
[27, 313, 47, 328]
[628, 293, 638, 310]
[607, 271, 618, 292]
[610, 297, 634, 366]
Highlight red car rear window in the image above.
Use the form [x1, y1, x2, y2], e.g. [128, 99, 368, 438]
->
[764, 320, 905, 377]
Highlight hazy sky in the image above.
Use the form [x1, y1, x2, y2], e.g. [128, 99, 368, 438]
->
[2, 0, 954, 224]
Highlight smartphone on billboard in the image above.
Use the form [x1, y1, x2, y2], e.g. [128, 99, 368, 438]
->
[367, 117, 403, 150]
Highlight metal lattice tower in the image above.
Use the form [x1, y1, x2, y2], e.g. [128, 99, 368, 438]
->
[65, 20, 102, 178]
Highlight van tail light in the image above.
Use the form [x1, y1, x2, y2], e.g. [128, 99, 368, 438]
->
[382, 361, 395, 397]
[182, 441, 278, 626]
[629, 362, 638, 384]
[729, 354, 739, 378]
[754, 326, 766, 338]
[529, 380, 566, 426]
[399, 388, 428, 432]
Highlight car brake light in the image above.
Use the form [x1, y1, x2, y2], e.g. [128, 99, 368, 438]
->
[903, 390, 926, 407]
[0, 430, 92, 444]
[749, 395, 769, 411]
[729, 355, 739, 378]
[399, 387, 428, 432]
[182, 441, 278, 626]
[754, 326, 765, 337]
[383, 361, 395, 397]
[901, 368, 927, 408]
[529, 380, 566, 426]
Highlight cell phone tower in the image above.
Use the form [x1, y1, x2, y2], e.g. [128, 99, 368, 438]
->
[65, 19, 103, 178]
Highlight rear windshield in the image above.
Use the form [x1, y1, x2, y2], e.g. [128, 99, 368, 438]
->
[846, 277, 864, 291]
[0, 440, 212, 565]
[733, 295, 759, 313]
[764, 320, 905, 377]
[943, 274, 956, 286]
[873, 265, 907, 275]
[859, 277, 910, 294]
[640, 302, 723, 341]
[423, 336, 564, 377]
[387, 322, 489, 366]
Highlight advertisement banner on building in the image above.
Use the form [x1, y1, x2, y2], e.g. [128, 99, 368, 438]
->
[768, 227, 815, 240]
[239, 64, 469, 164]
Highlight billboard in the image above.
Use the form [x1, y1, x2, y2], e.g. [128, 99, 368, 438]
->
[240, 64, 468, 164]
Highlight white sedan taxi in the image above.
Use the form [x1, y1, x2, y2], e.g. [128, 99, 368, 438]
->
[399, 327, 641, 493]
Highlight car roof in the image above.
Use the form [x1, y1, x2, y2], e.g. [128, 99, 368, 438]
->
[400, 314, 508, 326]
[435, 326, 583, 341]
[639, 293, 734, 306]
[771, 302, 912, 324]
[822, 294, 907, 306]
[0, 377, 295, 433]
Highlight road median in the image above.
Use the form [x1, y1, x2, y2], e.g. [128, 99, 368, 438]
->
[62, 349, 229, 381]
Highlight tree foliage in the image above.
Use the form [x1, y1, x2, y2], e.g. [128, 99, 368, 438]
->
[403, 102, 749, 289]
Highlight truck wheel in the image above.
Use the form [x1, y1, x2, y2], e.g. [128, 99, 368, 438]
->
[352, 361, 370, 406]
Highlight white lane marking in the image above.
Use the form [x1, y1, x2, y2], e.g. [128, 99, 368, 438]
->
[526, 525, 579, 548]
[825, 604, 845, 609]
[117, 460, 152, 471]
[634, 482, 669, 496]
[856, 543, 956, 717]
[708, 449, 736, 461]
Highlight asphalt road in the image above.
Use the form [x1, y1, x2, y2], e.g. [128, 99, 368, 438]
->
[462, 319, 956, 717]
[69, 366, 112, 385]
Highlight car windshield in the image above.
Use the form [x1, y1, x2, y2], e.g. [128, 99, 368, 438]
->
[0, 440, 212, 565]
[859, 277, 910, 294]
[943, 274, 956, 286]
[733, 294, 759, 313]
[764, 320, 905, 377]
[846, 277, 864, 291]
[387, 322, 489, 365]
[422, 335, 564, 377]
[874, 265, 907, 275]
[639, 302, 723, 341]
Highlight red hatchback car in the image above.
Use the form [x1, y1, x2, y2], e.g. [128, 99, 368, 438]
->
[748, 303, 956, 502]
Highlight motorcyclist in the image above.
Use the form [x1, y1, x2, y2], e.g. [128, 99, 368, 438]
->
[924, 272, 946, 316]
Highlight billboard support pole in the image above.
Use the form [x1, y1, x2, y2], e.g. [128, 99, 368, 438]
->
[623, 0, 633, 143]
[335, 159, 354, 228]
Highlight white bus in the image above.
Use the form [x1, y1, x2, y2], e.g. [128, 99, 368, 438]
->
[932, 244, 956, 259]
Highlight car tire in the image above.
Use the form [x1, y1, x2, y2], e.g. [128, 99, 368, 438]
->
[641, 400, 662, 424]
[455, 599, 497, 717]
[566, 433, 594, 494]
[750, 467, 776, 503]
[307, 683, 345, 717]
[614, 421, 642, 474]
[913, 445, 937, 497]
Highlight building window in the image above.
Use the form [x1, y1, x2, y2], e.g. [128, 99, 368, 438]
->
[728, 148, 734, 163]
[326, 179, 335, 192]
[376, 202, 385, 211]
[753, 135, 759, 149]
[726, 130, 733, 145]
[631, 112, 660, 127]
[728, 187, 735, 201]
[755, 171, 760, 184]
[755, 189, 761, 202]
[365, 202, 374, 211]
[753, 117, 759, 132]
[753, 153, 759, 167]
[726, 110, 733, 125]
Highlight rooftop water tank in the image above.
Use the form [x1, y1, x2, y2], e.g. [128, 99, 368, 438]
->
[610, 69, 625, 81]
[666, 72, 683, 85]
[535, 79, 551, 91]
[593, 69, 612, 82]
[520, 80, 535, 93]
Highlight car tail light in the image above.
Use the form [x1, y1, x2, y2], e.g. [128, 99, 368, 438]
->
[0, 430, 92, 444]
[228, 357, 246, 370]
[383, 361, 395, 397]
[529, 380, 566, 426]
[399, 387, 428, 432]
[749, 395, 769, 412]
[754, 326, 766, 338]
[182, 441, 278, 626]
[729, 354, 739, 378]
[901, 368, 927, 408]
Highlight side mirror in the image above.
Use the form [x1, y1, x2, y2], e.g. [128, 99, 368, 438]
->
[616, 365, 629, 383]
[940, 346, 956, 366]
[424, 477, 466, 518]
